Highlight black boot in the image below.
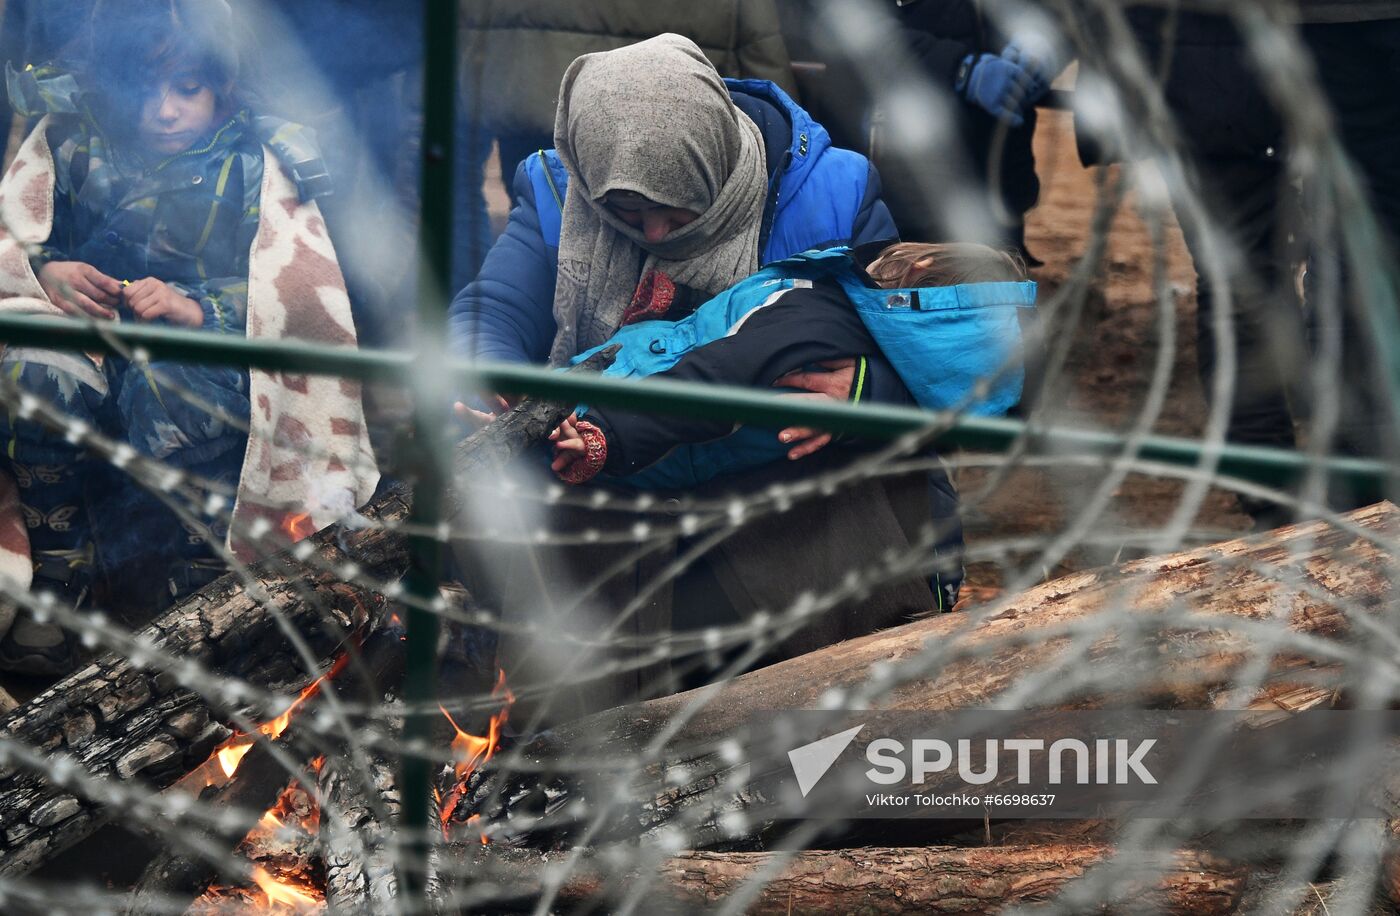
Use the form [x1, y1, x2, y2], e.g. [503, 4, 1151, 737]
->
[0, 547, 92, 676]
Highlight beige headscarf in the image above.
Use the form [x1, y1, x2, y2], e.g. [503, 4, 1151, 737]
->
[548, 33, 768, 366]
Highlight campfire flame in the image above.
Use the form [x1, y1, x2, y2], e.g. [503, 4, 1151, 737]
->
[198, 759, 329, 913]
[282, 511, 315, 541]
[214, 654, 351, 779]
[438, 669, 514, 840]
[250, 865, 320, 912]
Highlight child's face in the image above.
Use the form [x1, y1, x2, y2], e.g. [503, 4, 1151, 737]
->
[138, 75, 218, 155]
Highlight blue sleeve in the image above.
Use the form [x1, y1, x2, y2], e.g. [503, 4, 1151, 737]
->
[850, 162, 900, 246]
[446, 157, 560, 365]
[169, 278, 248, 335]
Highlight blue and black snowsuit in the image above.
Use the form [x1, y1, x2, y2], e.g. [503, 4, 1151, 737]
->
[570, 246, 1036, 610]
[2, 65, 330, 583]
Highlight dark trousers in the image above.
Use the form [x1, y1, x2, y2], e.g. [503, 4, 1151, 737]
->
[1179, 153, 1302, 451]
[1303, 19, 1400, 466]
[455, 446, 957, 726]
[0, 348, 249, 585]
[1168, 17, 1400, 477]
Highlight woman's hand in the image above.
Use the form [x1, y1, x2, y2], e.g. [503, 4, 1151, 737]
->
[771, 357, 857, 460]
[37, 261, 121, 320]
[125, 278, 203, 327]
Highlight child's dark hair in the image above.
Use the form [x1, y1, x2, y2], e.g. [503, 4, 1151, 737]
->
[83, 0, 240, 137]
[865, 242, 1028, 289]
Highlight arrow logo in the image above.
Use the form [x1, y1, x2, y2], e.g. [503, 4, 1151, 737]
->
[787, 724, 865, 797]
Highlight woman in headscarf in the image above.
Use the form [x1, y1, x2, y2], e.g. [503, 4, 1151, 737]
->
[447, 36, 966, 721]
[448, 33, 897, 377]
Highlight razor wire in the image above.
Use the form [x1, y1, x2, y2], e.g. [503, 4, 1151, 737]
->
[0, 0, 1395, 913]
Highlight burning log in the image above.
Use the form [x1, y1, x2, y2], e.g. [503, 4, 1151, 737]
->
[0, 508, 403, 877]
[125, 737, 317, 913]
[187, 769, 327, 914]
[454, 503, 1399, 845]
[0, 349, 615, 876]
[317, 631, 410, 913]
[433, 844, 1246, 915]
[125, 625, 408, 913]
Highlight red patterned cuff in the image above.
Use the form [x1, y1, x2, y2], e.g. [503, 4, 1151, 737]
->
[557, 420, 608, 485]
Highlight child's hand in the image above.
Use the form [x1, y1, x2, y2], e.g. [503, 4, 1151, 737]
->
[453, 394, 513, 429]
[549, 416, 608, 484]
[549, 416, 587, 476]
[125, 278, 203, 327]
[37, 261, 121, 319]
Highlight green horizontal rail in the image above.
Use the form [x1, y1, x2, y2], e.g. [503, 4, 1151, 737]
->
[0, 311, 1392, 489]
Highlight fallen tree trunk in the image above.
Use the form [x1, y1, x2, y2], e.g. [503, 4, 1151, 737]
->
[456, 503, 1399, 843]
[434, 845, 1247, 915]
[613, 502, 1398, 734]
[0, 351, 612, 876]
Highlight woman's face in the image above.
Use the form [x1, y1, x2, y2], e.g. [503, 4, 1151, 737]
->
[139, 74, 218, 155]
[602, 191, 700, 244]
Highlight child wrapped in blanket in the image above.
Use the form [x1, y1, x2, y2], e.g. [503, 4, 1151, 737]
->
[0, 0, 376, 674]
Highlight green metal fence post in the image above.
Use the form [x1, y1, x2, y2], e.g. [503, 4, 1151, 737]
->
[398, 0, 457, 903]
[0, 311, 1390, 496]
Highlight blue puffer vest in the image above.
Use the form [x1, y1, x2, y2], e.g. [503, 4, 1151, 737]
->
[572, 248, 1037, 490]
[524, 79, 875, 262]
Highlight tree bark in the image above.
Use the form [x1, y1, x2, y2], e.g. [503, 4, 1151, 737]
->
[456, 503, 1399, 843]
[320, 752, 401, 912]
[0, 350, 612, 876]
[436, 845, 1246, 915]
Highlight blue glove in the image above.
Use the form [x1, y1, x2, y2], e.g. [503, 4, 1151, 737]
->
[956, 53, 1034, 127]
[1001, 35, 1065, 104]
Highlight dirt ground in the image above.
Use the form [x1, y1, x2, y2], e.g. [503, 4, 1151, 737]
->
[956, 106, 1253, 598]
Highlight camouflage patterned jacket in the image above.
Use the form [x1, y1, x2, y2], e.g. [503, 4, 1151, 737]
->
[6, 65, 332, 336]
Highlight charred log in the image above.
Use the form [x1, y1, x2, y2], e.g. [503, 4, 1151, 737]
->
[318, 629, 409, 913]
[124, 738, 304, 914]
[320, 752, 401, 911]
[125, 625, 408, 913]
